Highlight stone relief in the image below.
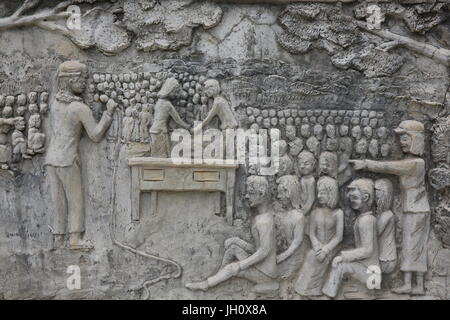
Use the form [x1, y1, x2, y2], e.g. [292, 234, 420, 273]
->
[0, 0, 449, 301]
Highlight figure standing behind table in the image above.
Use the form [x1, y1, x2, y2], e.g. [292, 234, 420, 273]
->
[275, 175, 305, 297]
[295, 176, 343, 297]
[185, 176, 279, 295]
[193, 79, 238, 132]
[375, 178, 397, 274]
[149, 78, 190, 158]
[45, 60, 118, 250]
[350, 120, 430, 295]
[322, 179, 379, 298]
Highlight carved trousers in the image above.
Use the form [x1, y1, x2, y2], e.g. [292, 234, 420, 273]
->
[47, 161, 85, 234]
[322, 262, 379, 298]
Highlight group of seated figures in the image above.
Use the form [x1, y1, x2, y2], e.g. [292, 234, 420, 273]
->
[186, 120, 430, 299]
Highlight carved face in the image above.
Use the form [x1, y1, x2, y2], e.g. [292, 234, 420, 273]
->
[297, 151, 315, 176]
[289, 140, 303, 157]
[319, 153, 337, 177]
[15, 119, 26, 131]
[317, 183, 330, 207]
[313, 124, 323, 140]
[352, 126, 362, 140]
[277, 183, 290, 207]
[285, 125, 296, 141]
[347, 186, 365, 210]
[70, 75, 87, 95]
[363, 126, 373, 139]
[300, 124, 310, 138]
[399, 133, 412, 154]
[30, 115, 41, 128]
[204, 82, 219, 98]
[377, 127, 387, 139]
[245, 182, 266, 208]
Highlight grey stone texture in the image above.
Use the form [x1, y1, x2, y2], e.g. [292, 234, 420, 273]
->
[0, 0, 449, 300]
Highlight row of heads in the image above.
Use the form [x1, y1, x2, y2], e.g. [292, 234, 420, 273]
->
[247, 175, 394, 213]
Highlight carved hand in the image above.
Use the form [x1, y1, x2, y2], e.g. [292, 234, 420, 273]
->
[106, 99, 118, 114]
[349, 159, 367, 170]
[332, 255, 343, 268]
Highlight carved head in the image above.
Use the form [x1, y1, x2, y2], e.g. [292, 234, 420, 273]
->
[381, 143, 390, 157]
[15, 117, 26, 131]
[325, 138, 339, 152]
[319, 151, 338, 178]
[277, 175, 301, 209]
[363, 126, 373, 139]
[273, 139, 288, 156]
[5, 96, 15, 107]
[347, 178, 374, 211]
[352, 125, 362, 140]
[297, 150, 316, 176]
[300, 124, 311, 138]
[289, 139, 303, 157]
[317, 176, 339, 209]
[375, 178, 393, 214]
[204, 79, 220, 98]
[285, 125, 296, 141]
[394, 120, 425, 156]
[29, 114, 41, 128]
[2, 106, 13, 118]
[245, 175, 269, 208]
[158, 78, 180, 99]
[326, 124, 336, 138]
[57, 61, 88, 95]
[17, 94, 26, 106]
[377, 126, 387, 139]
[313, 124, 323, 140]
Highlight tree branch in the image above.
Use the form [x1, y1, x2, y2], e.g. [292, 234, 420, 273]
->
[0, 0, 73, 32]
[355, 20, 450, 67]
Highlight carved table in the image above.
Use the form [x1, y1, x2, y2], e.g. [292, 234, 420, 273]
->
[128, 157, 239, 224]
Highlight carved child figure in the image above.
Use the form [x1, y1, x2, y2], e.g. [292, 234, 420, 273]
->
[12, 117, 30, 162]
[0, 106, 18, 169]
[122, 107, 135, 143]
[186, 176, 278, 294]
[319, 151, 338, 179]
[27, 114, 46, 155]
[273, 139, 293, 177]
[295, 176, 344, 297]
[285, 125, 303, 158]
[375, 179, 397, 274]
[297, 151, 316, 216]
[322, 179, 379, 298]
[276, 175, 305, 297]
[139, 104, 152, 143]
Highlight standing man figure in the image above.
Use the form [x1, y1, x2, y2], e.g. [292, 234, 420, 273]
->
[45, 61, 117, 250]
[350, 120, 430, 295]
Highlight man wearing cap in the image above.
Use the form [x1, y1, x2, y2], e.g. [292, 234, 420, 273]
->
[350, 120, 430, 295]
[45, 61, 117, 250]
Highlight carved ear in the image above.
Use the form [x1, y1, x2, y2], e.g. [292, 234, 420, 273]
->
[363, 193, 370, 203]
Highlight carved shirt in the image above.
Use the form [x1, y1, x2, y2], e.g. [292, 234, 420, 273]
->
[366, 158, 430, 213]
[377, 210, 397, 262]
[150, 99, 184, 134]
[341, 212, 379, 267]
[45, 98, 113, 167]
[250, 212, 277, 279]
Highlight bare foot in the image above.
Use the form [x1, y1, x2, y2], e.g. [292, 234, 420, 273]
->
[185, 281, 208, 291]
[392, 284, 412, 294]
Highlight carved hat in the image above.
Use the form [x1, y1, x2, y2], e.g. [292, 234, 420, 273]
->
[394, 120, 424, 134]
[57, 60, 87, 78]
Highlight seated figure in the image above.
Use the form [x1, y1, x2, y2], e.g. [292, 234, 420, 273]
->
[185, 175, 279, 294]
[322, 179, 379, 298]
[295, 176, 343, 297]
[27, 114, 46, 154]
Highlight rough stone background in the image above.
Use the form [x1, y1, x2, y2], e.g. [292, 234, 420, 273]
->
[0, 0, 449, 299]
